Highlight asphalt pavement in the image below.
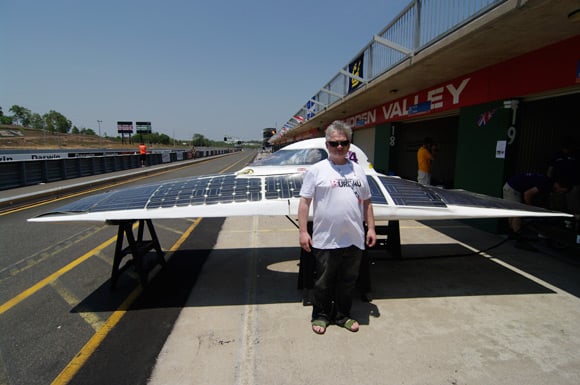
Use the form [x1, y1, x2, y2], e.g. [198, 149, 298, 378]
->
[2, 158, 580, 385]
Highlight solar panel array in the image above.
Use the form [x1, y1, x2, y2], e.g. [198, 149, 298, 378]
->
[52, 185, 159, 213]
[367, 176, 388, 205]
[434, 187, 548, 212]
[44, 173, 518, 218]
[378, 176, 447, 207]
[147, 175, 261, 208]
[265, 175, 303, 199]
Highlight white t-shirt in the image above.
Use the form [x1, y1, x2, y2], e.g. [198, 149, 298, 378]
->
[300, 158, 371, 250]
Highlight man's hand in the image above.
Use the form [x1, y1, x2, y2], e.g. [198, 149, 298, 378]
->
[366, 228, 377, 248]
[299, 231, 312, 252]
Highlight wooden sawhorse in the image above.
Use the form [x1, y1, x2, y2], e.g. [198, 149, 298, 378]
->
[109, 219, 166, 289]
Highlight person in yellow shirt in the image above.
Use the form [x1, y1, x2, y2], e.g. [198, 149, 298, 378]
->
[417, 137, 435, 185]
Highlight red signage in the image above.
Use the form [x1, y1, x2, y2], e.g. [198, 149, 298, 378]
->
[344, 35, 580, 129]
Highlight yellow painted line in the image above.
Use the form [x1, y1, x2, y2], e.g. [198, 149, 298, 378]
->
[50, 218, 202, 385]
[154, 222, 188, 236]
[1, 153, 246, 311]
[0, 230, 124, 316]
[50, 286, 143, 385]
[218, 151, 256, 174]
[94, 250, 114, 266]
[167, 218, 202, 253]
[50, 280, 105, 332]
[0, 225, 108, 284]
[0, 218, 202, 317]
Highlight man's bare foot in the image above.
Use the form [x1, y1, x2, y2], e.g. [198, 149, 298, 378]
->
[337, 318, 359, 332]
[311, 319, 328, 335]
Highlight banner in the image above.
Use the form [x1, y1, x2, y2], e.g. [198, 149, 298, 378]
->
[348, 54, 364, 94]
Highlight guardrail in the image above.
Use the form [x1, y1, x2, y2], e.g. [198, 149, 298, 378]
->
[279, 0, 507, 133]
[0, 148, 238, 191]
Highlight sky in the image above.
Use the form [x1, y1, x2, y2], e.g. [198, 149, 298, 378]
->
[2, 0, 410, 142]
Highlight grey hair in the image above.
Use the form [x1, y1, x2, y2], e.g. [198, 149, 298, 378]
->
[325, 120, 353, 141]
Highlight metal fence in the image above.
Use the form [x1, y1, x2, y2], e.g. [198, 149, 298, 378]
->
[0, 147, 237, 191]
[283, 0, 506, 131]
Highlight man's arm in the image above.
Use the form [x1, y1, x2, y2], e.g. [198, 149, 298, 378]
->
[363, 199, 377, 248]
[523, 187, 539, 205]
[298, 197, 313, 252]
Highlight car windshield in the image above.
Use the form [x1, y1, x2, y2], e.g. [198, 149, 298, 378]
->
[252, 148, 328, 166]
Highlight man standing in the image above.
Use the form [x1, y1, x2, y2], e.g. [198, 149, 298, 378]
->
[417, 137, 435, 185]
[139, 143, 147, 167]
[298, 120, 376, 335]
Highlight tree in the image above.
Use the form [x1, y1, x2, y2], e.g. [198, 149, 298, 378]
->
[9, 105, 31, 126]
[148, 132, 171, 145]
[0, 115, 13, 124]
[43, 110, 72, 133]
[0, 106, 11, 125]
[30, 113, 44, 129]
[158, 133, 171, 145]
[79, 127, 96, 135]
[192, 133, 210, 147]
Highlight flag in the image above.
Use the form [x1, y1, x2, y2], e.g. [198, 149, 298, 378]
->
[306, 97, 316, 120]
[293, 115, 304, 123]
[348, 54, 364, 94]
[477, 109, 497, 127]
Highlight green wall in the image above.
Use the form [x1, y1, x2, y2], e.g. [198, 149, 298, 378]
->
[372, 108, 513, 233]
[455, 102, 509, 195]
[455, 102, 510, 232]
[373, 122, 392, 175]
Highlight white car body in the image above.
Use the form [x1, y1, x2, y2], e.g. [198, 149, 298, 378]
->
[237, 138, 377, 176]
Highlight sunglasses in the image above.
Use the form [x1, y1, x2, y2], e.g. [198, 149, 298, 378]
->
[327, 140, 350, 147]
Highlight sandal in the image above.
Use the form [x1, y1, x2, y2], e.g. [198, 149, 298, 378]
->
[337, 318, 359, 332]
[311, 319, 328, 335]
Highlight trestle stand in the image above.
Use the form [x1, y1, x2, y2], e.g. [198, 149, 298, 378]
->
[109, 219, 165, 289]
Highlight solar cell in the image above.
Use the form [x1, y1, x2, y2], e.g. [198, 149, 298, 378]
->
[378, 176, 447, 207]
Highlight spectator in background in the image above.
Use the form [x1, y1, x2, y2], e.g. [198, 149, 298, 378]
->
[417, 137, 435, 185]
[139, 143, 147, 167]
[547, 136, 579, 186]
[502, 172, 570, 248]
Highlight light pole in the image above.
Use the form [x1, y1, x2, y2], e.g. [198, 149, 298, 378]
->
[97, 120, 102, 147]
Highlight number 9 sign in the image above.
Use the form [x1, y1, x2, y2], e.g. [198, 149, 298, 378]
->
[507, 126, 516, 144]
